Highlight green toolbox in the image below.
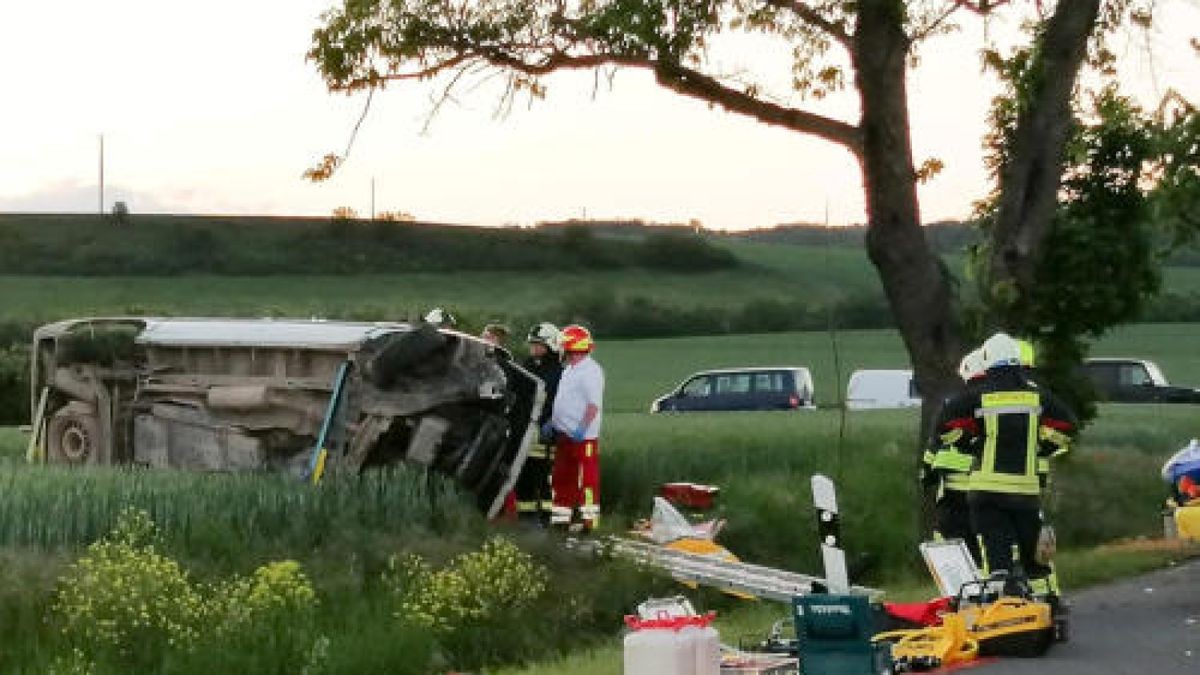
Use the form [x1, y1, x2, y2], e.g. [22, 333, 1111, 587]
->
[792, 595, 891, 675]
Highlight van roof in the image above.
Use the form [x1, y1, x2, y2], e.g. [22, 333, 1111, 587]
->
[848, 369, 913, 379]
[35, 317, 414, 351]
[689, 366, 811, 376]
[137, 318, 410, 350]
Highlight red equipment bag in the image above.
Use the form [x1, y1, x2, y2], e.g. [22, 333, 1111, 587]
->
[659, 482, 720, 510]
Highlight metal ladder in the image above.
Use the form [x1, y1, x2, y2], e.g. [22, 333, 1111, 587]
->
[572, 475, 881, 604]
[574, 536, 882, 604]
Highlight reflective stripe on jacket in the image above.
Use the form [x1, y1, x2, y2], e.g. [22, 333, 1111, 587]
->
[934, 366, 1076, 497]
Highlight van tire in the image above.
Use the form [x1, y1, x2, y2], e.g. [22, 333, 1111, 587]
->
[47, 404, 101, 465]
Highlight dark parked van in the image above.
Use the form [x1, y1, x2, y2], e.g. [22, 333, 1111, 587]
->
[650, 367, 816, 413]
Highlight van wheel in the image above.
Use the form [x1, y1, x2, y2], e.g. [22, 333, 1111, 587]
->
[47, 406, 101, 465]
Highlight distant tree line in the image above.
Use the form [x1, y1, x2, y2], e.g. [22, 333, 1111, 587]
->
[0, 215, 737, 276]
[728, 220, 1009, 256]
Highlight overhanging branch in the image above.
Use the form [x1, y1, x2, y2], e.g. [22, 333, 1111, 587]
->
[763, 1, 852, 46]
[653, 61, 862, 153]
[360, 47, 864, 154]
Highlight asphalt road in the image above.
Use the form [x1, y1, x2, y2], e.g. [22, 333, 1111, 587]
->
[979, 560, 1200, 675]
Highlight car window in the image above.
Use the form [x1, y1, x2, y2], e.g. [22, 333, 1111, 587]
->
[681, 376, 712, 397]
[753, 371, 787, 393]
[1086, 363, 1120, 388]
[715, 373, 752, 394]
[1120, 364, 1152, 386]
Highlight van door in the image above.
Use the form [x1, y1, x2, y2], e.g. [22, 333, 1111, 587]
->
[712, 372, 754, 410]
[1114, 362, 1158, 402]
[752, 370, 792, 409]
[1083, 362, 1120, 400]
[674, 374, 715, 411]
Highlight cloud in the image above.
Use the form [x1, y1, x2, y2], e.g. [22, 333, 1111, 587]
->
[0, 181, 176, 213]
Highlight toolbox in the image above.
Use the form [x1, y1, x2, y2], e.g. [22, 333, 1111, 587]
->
[793, 594, 892, 675]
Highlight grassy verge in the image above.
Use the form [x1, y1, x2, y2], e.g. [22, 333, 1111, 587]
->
[0, 383, 1192, 672]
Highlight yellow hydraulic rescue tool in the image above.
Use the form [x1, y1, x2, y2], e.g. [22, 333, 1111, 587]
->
[873, 612, 978, 672]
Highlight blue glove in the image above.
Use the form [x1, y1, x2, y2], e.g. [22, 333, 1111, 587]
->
[570, 424, 588, 442]
[540, 422, 556, 441]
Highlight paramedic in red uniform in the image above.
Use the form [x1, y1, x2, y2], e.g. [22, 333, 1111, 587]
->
[546, 324, 604, 532]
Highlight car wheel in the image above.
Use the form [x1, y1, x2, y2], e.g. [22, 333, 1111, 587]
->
[47, 404, 101, 465]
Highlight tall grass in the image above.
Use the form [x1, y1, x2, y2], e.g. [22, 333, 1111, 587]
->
[0, 465, 482, 561]
[601, 404, 1191, 584]
[0, 361, 1193, 672]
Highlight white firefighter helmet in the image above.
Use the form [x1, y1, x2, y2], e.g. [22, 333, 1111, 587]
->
[423, 307, 456, 328]
[982, 332, 1022, 369]
[526, 322, 561, 353]
[958, 347, 986, 382]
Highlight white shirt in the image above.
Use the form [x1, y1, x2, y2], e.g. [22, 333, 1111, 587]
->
[551, 355, 604, 439]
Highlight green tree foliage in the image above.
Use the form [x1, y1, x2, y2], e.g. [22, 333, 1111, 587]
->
[0, 345, 30, 426]
[972, 37, 1200, 421]
[305, 0, 1176, 446]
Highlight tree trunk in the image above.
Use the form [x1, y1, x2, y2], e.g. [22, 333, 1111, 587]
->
[853, 2, 962, 433]
[853, 1, 962, 539]
[988, 0, 1102, 306]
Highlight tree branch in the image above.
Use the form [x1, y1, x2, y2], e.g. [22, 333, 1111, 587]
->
[653, 61, 863, 153]
[382, 48, 865, 154]
[909, 2, 967, 42]
[762, 1, 852, 46]
[953, 0, 1014, 15]
[988, 0, 1101, 301]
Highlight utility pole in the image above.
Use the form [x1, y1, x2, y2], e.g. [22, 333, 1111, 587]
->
[370, 177, 376, 220]
[99, 134, 105, 214]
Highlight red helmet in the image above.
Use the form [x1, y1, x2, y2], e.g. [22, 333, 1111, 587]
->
[560, 325, 594, 353]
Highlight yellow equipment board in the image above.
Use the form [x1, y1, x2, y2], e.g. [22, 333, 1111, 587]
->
[1176, 504, 1200, 540]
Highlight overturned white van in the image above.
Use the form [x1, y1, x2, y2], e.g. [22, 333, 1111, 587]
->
[28, 317, 542, 518]
[845, 369, 921, 410]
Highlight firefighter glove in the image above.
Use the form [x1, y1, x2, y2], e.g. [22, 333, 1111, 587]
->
[570, 424, 588, 442]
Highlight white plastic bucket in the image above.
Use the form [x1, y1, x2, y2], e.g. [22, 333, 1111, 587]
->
[623, 612, 719, 675]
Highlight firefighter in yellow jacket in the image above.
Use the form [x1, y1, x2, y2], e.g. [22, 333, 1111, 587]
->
[934, 333, 1076, 600]
[924, 346, 988, 564]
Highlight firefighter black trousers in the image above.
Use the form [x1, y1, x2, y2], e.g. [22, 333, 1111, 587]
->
[934, 490, 981, 565]
[514, 444, 553, 523]
[969, 492, 1051, 583]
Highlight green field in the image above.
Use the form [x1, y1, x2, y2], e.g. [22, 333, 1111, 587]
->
[0, 242, 881, 321]
[598, 322, 1200, 411]
[2, 227, 1200, 672]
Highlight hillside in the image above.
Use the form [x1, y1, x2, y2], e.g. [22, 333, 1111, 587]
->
[0, 213, 736, 276]
[2, 214, 1200, 339]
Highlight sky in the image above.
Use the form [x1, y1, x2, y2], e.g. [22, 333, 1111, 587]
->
[1, 1, 1197, 231]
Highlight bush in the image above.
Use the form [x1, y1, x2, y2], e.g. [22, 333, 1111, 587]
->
[51, 509, 322, 673]
[386, 537, 548, 668]
[0, 345, 30, 426]
[52, 509, 207, 669]
[639, 232, 738, 272]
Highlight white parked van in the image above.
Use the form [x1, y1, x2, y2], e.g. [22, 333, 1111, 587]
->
[845, 369, 921, 410]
